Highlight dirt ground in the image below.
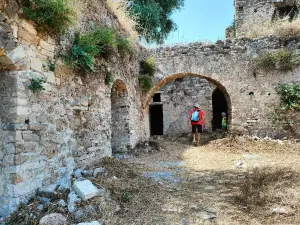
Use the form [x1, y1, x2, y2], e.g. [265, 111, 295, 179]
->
[6, 133, 300, 225]
[111, 133, 300, 225]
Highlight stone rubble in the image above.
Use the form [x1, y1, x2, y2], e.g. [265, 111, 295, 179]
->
[73, 180, 103, 201]
[39, 213, 67, 225]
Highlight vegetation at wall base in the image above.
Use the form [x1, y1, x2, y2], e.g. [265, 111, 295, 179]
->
[28, 78, 45, 93]
[141, 57, 155, 77]
[21, 0, 77, 36]
[256, 50, 300, 72]
[130, 0, 184, 44]
[278, 82, 300, 111]
[139, 74, 153, 92]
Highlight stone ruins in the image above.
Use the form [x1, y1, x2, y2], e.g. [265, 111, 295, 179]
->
[0, 0, 299, 217]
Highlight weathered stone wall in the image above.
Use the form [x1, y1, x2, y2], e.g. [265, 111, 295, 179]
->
[147, 38, 300, 138]
[234, 0, 299, 37]
[156, 77, 215, 134]
[0, 0, 148, 216]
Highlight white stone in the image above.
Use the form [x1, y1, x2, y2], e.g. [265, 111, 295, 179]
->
[39, 213, 67, 225]
[272, 207, 290, 214]
[7, 46, 26, 64]
[31, 57, 43, 73]
[46, 72, 56, 84]
[77, 222, 102, 225]
[93, 167, 105, 177]
[39, 40, 55, 52]
[73, 180, 102, 200]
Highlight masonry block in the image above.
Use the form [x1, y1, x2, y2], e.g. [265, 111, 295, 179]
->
[73, 180, 103, 200]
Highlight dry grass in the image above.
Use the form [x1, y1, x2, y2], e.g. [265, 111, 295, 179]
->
[239, 17, 300, 40]
[106, 0, 138, 41]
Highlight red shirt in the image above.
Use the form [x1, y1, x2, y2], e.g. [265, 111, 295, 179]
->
[189, 109, 204, 125]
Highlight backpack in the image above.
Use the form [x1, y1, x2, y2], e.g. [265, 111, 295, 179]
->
[191, 110, 200, 122]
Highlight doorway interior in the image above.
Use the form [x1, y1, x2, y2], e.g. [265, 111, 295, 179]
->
[212, 87, 228, 130]
[149, 104, 164, 135]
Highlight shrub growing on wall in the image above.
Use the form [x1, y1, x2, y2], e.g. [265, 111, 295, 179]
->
[256, 50, 300, 72]
[139, 74, 153, 92]
[278, 82, 300, 111]
[68, 27, 133, 72]
[141, 57, 155, 76]
[116, 34, 133, 57]
[22, 0, 77, 35]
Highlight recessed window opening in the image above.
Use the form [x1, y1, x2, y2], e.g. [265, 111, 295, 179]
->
[153, 93, 161, 102]
[273, 5, 299, 21]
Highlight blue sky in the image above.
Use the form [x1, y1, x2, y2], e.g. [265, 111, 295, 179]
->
[154, 0, 235, 46]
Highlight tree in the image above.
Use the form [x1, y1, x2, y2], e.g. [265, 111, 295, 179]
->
[130, 0, 185, 44]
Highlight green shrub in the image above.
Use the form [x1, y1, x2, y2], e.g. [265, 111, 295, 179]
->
[22, 0, 77, 36]
[139, 74, 153, 92]
[278, 82, 300, 111]
[116, 34, 133, 56]
[105, 72, 114, 86]
[141, 57, 155, 76]
[28, 78, 45, 93]
[121, 190, 133, 203]
[68, 27, 120, 72]
[256, 50, 300, 72]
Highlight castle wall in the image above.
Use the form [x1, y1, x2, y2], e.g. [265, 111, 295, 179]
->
[0, 0, 148, 216]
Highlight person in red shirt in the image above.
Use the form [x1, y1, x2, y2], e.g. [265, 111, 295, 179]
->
[188, 103, 205, 146]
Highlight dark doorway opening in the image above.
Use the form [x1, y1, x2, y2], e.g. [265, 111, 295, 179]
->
[212, 88, 228, 130]
[153, 93, 161, 102]
[150, 105, 164, 135]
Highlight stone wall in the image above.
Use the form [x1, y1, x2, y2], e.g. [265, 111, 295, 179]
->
[0, 0, 148, 216]
[147, 37, 300, 138]
[155, 77, 215, 134]
[234, 0, 299, 37]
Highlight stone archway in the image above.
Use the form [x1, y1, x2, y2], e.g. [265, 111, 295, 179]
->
[111, 79, 131, 153]
[144, 73, 232, 130]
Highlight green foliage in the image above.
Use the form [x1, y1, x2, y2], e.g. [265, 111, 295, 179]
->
[28, 78, 45, 93]
[139, 74, 153, 92]
[105, 72, 114, 86]
[22, 0, 76, 36]
[256, 50, 300, 72]
[48, 63, 56, 71]
[121, 190, 133, 203]
[116, 34, 133, 57]
[141, 57, 155, 77]
[68, 27, 133, 72]
[130, 0, 184, 44]
[278, 83, 300, 111]
[78, 26, 117, 54]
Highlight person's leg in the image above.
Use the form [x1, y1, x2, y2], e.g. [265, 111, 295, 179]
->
[196, 125, 202, 145]
[192, 125, 196, 143]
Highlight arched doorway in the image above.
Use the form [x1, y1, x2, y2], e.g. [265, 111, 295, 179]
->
[212, 87, 228, 130]
[144, 73, 232, 133]
[111, 79, 131, 153]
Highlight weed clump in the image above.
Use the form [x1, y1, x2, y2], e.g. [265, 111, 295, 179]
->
[255, 49, 300, 72]
[141, 57, 155, 77]
[278, 82, 300, 111]
[234, 167, 298, 211]
[22, 0, 78, 36]
[139, 74, 153, 92]
[28, 78, 45, 93]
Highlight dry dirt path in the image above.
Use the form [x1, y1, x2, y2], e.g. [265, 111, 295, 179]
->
[116, 134, 300, 225]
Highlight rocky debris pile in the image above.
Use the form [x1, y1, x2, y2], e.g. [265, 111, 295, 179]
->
[133, 140, 162, 154]
[4, 166, 109, 225]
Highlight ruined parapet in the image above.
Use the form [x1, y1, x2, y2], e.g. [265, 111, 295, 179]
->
[234, 0, 299, 37]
